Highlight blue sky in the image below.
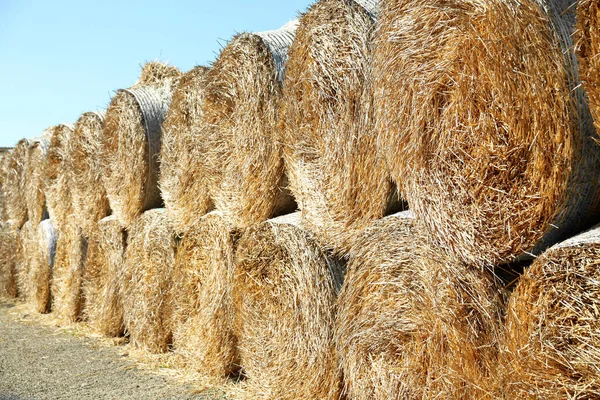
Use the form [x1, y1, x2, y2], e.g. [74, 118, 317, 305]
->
[0, 0, 310, 147]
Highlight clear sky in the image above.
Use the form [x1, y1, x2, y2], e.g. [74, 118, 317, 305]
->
[0, 0, 310, 147]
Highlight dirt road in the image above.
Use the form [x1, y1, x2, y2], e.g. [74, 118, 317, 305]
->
[0, 301, 219, 400]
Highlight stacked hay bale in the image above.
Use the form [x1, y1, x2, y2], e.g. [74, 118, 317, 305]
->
[184, 21, 298, 231]
[101, 62, 181, 227]
[232, 213, 344, 400]
[0, 221, 19, 299]
[69, 111, 110, 237]
[336, 212, 505, 399]
[498, 226, 600, 399]
[576, 0, 600, 134]
[122, 209, 176, 353]
[45, 124, 74, 232]
[170, 211, 239, 380]
[374, 0, 600, 265]
[82, 216, 126, 337]
[15, 220, 35, 301]
[280, 0, 397, 254]
[0, 150, 12, 221]
[159, 66, 212, 235]
[27, 220, 57, 313]
[5, 139, 31, 227]
[25, 133, 50, 226]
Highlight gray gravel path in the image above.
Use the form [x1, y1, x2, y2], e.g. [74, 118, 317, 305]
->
[0, 301, 218, 400]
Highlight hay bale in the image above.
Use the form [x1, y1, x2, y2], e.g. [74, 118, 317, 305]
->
[159, 66, 212, 235]
[45, 124, 75, 232]
[336, 212, 505, 399]
[280, 0, 398, 254]
[171, 211, 239, 379]
[374, 0, 600, 265]
[101, 62, 182, 227]
[0, 150, 12, 221]
[15, 220, 35, 300]
[50, 224, 87, 323]
[82, 215, 126, 337]
[25, 134, 50, 225]
[27, 220, 57, 314]
[198, 21, 298, 229]
[232, 212, 344, 400]
[5, 139, 31, 227]
[122, 208, 176, 353]
[69, 111, 110, 237]
[576, 0, 600, 136]
[0, 221, 19, 299]
[498, 226, 600, 399]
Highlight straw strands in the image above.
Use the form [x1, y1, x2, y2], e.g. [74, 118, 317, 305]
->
[27, 220, 57, 314]
[171, 211, 239, 379]
[199, 21, 298, 229]
[45, 124, 75, 232]
[15, 220, 35, 300]
[5, 139, 31, 227]
[280, 0, 397, 254]
[82, 216, 126, 337]
[498, 226, 600, 399]
[69, 112, 110, 237]
[0, 221, 18, 299]
[122, 209, 176, 353]
[232, 213, 344, 400]
[159, 66, 212, 234]
[101, 62, 181, 227]
[336, 212, 504, 399]
[576, 0, 600, 135]
[374, 0, 600, 266]
[0, 151, 11, 221]
[25, 134, 50, 225]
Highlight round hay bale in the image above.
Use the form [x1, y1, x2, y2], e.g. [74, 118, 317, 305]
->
[101, 62, 182, 227]
[336, 212, 505, 399]
[0, 221, 19, 299]
[232, 212, 344, 400]
[27, 220, 57, 314]
[374, 0, 600, 265]
[159, 66, 212, 235]
[280, 0, 398, 254]
[15, 220, 35, 300]
[576, 0, 600, 135]
[25, 134, 50, 225]
[0, 150, 13, 221]
[82, 215, 126, 337]
[122, 208, 176, 353]
[50, 224, 87, 323]
[171, 211, 239, 379]
[45, 124, 75, 232]
[5, 139, 31, 227]
[69, 111, 110, 237]
[498, 226, 600, 399]
[198, 21, 298, 229]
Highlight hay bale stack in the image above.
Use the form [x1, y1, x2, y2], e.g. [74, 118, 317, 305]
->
[498, 226, 600, 399]
[280, 0, 396, 254]
[233, 212, 344, 400]
[577, 0, 600, 135]
[171, 211, 239, 379]
[45, 124, 75, 232]
[69, 111, 110, 237]
[159, 66, 212, 235]
[25, 134, 50, 225]
[50, 224, 87, 323]
[82, 216, 126, 337]
[0, 221, 19, 299]
[15, 220, 35, 300]
[198, 21, 298, 229]
[122, 209, 176, 353]
[27, 220, 57, 314]
[5, 139, 31, 227]
[336, 212, 504, 399]
[374, 0, 600, 265]
[0, 150, 12, 221]
[101, 62, 182, 227]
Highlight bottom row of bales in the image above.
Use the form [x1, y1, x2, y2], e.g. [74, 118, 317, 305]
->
[0, 210, 599, 399]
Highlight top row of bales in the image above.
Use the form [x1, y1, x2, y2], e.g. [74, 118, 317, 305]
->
[4, 0, 600, 269]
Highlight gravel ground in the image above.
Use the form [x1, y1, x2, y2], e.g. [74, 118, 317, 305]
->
[0, 301, 220, 400]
